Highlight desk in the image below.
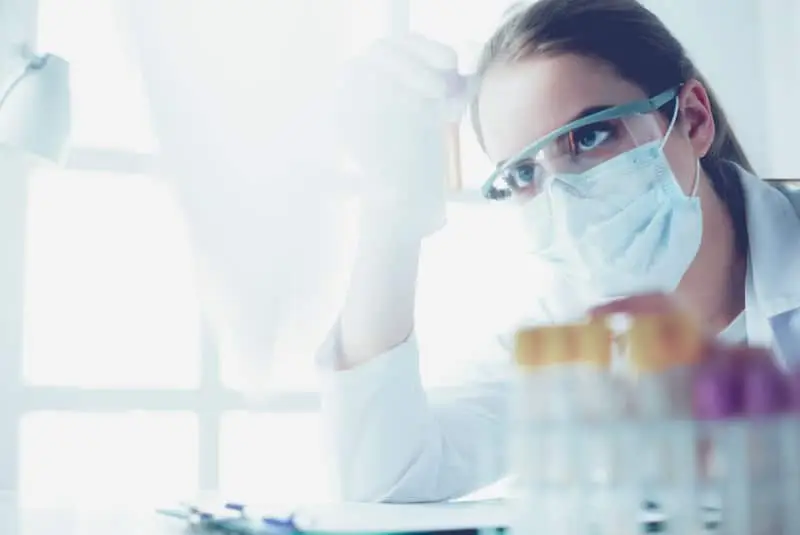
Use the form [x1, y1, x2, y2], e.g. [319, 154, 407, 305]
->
[0, 500, 509, 535]
[0, 506, 182, 535]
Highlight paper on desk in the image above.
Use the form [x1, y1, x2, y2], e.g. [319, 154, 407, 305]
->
[291, 499, 509, 533]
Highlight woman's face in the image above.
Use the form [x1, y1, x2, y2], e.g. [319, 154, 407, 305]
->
[477, 53, 711, 198]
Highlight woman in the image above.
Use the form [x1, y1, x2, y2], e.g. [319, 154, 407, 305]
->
[318, 0, 800, 503]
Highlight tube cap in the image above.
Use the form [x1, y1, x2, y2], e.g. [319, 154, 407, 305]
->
[626, 313, 705, 373]
[514, 321, 611, 369]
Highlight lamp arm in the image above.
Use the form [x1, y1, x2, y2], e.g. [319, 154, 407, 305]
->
[0, 55, 48, 113]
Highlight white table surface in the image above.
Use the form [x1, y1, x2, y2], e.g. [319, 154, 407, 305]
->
[0, 504, 184, 535]
[0, 498, 510, 535]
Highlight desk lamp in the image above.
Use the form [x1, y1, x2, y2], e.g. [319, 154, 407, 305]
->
[0, 51, 71, 162]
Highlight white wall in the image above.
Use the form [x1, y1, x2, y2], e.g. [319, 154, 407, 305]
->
[643, 0, 800, 180]
[757, 1, 800, 180]
[0, 0, 38, 500]
[0, 0, 36, 83]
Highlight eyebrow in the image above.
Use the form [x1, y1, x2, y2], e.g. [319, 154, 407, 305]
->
[494, 104, 614, 168]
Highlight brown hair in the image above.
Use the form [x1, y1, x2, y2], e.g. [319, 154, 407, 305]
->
[472, 0, 750, 255]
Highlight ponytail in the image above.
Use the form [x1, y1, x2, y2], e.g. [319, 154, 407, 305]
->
[695, 77, 751, 257]
[701, 79, 753, 173]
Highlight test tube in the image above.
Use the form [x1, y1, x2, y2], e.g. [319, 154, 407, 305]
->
[444, 122, 463, 193]
[744, 350, 790, 535]
[782, 366, 800, 532]
[693, 345, 793, 535]
[693, 344, 747, 535]
[441, 65, 468, 198]
[622, 313, 705, 533]
[513, 320, 615, 534]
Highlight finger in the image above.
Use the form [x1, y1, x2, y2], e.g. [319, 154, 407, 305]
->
[365, 39, 458, 99]
[334, 50, 431, 119]
[393, 34, 475, 111]
[394, 33, 459, 72]
[589, 292, 688, 318]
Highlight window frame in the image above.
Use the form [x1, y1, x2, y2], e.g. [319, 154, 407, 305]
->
[6, 134, 328, 501]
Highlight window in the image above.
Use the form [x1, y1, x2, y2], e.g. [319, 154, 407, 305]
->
[13, 0, 393, 508]
[19, 411, 198, 508]
[23, 170, 200, 389]
[218, 412, 332, 504]
[8, 0, 530, 512]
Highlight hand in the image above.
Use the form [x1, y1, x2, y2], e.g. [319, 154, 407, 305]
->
[588, 292, 800, 417]
[588, 292, 699, 324]
[587, 291, 800, 502]
[329, 34, 471, 236]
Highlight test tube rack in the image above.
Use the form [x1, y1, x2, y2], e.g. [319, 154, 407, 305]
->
[510, 314, 800, 535]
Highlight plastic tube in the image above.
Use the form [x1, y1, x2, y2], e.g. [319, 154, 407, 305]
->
[622, 313, 704, 534]
[693, 345, 797, 535]
[513, 320, 614, 534]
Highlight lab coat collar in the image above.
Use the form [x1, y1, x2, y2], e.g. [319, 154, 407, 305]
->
[738, 165, 800, 318]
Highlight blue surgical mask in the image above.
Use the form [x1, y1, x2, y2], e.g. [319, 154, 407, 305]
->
[520, 104, 703, 301]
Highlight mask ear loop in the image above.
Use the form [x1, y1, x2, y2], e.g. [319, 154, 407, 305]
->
[660, 96, 701, 198]
[659, 96, 680, 149]
[689, 158, 701, 197]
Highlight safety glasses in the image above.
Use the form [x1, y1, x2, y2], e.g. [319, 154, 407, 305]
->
[481, 86, 681, 201]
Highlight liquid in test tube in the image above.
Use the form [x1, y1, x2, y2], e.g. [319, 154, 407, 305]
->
[442, 66, 474, 198]
[444, 122, 463, 193]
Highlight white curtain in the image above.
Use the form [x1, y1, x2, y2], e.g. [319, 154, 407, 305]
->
[112, 0, 380, 389]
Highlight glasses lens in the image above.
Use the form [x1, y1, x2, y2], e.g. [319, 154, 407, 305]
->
[487, 108, 669, 200]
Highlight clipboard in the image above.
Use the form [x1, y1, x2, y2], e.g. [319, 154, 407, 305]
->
[157, 499, 509, 535]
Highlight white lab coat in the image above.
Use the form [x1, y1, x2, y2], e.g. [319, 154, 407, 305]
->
[316, 166, 800, 503]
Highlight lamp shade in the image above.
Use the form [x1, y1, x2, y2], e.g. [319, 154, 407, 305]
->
[0, 53, 71, 163]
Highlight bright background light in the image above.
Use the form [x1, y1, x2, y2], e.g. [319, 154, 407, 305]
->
[3, 0, 798, 514]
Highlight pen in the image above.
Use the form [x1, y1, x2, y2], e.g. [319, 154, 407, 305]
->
[226, 502, 297, 534]
[157, 501, 301, 535]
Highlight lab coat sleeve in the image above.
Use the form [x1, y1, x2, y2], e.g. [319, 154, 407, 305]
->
[316, 321, 512, 503]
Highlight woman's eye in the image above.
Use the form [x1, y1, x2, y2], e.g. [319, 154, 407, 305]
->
[506, 162, 538, 188]
[570, 124, 614, 154]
